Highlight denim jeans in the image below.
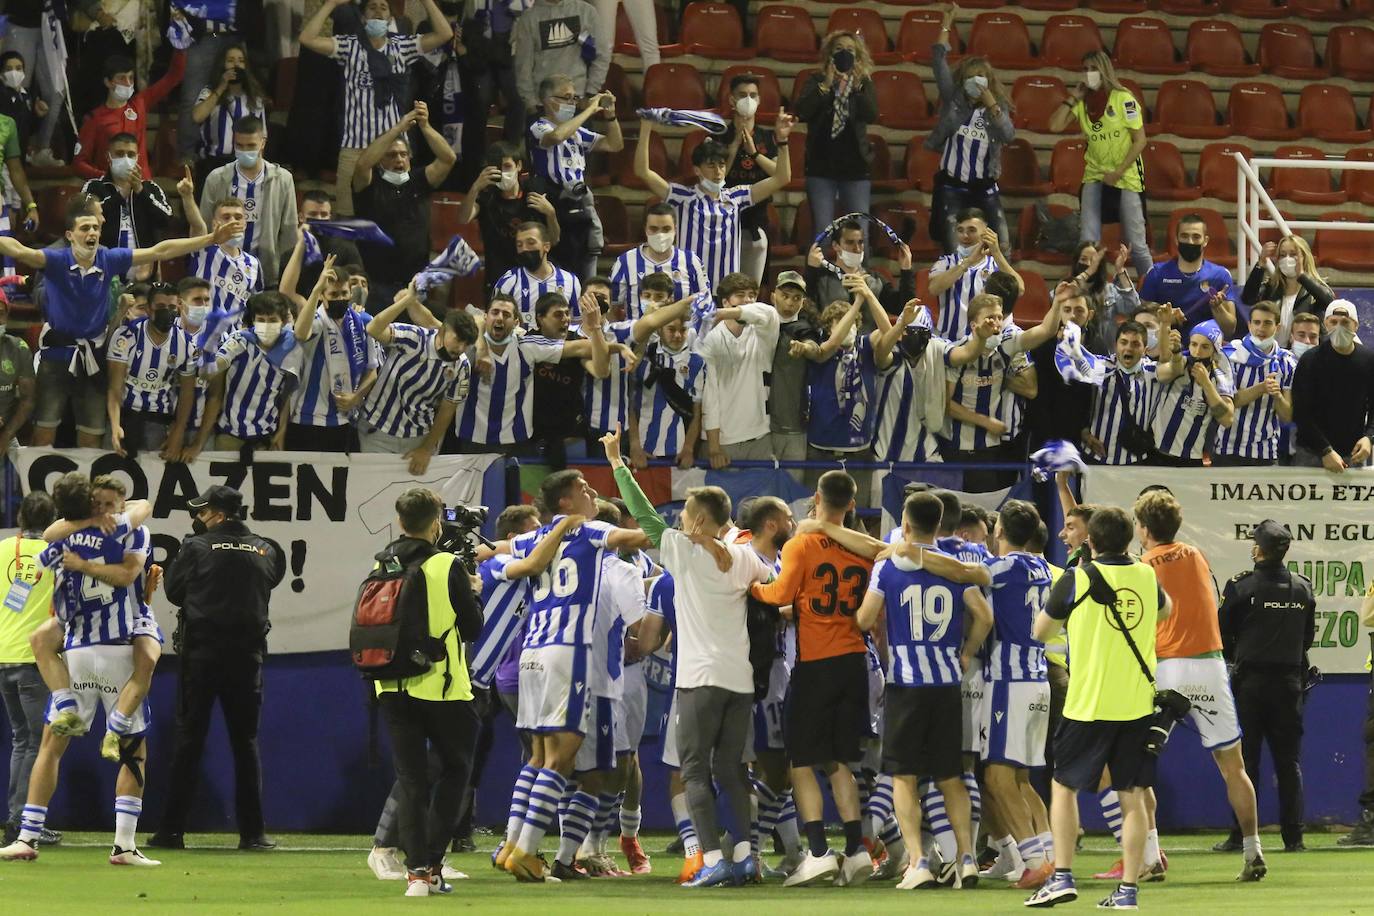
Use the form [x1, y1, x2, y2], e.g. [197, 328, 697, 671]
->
[178, 34, 236, 160]
[2, 26, 64, 149]
[0, 664, 47, 825]
[1079, 181, 1153, 278]
[931, 174, 1009, 254]
[806, 176, 872, 235]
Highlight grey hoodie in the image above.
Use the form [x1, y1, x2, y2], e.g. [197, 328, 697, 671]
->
[199, 159, 299, 287]
[512, 0, 608, 111]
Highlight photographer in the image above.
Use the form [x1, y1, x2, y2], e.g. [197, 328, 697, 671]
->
[1026, 507, 1171, 910]
[1217, 520, 1316, 853]
[152, 486, 285, 852]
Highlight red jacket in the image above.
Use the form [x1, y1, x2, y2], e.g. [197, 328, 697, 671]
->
[73, 51, 186, 180]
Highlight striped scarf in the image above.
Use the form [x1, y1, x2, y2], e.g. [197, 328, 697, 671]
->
[831, 77, 853, 139]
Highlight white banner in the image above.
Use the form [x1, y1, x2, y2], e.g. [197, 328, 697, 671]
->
[1083, 467, 1373, 674]
[8, 449, 503, 654]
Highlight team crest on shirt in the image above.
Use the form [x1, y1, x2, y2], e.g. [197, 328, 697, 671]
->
[0, 359, 11, 374]
[1200, 280, 1210, 291]
[124, 109, 137, 121]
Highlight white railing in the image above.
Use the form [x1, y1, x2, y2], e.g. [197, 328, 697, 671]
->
[1234, 153, 1374, 279]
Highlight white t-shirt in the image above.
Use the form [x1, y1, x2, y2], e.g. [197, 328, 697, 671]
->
[658, 528, 773, 694]
[589, 554, 647, 700]
[698, 302, 781, 446]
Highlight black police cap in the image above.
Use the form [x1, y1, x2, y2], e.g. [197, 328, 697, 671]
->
[1253, 519, 1292, 554]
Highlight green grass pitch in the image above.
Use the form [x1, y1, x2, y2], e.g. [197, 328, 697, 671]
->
[2, 831, 1369, 914]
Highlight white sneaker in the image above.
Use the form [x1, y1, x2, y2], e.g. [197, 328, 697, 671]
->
[782, 850, 839, 887]
[982, 849, 1021, 880]
[368, 846, 405, 880]
[110, 846, 160, 866]
[958, 855, 980, 889]
[0, 839, 37, 861]
[837, 849, 873, 888]
[896, 858, 938, 890]
[404, 873, 430, 897]
[440, 859, 469, 881]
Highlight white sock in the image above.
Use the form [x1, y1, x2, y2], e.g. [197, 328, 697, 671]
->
[619, 804, 641, 839]
[776, 794, 801, 854]
[670, 792, 701, 857]
[1243, 834, 1261, 861]
[732, 840, 751, 864]
[18, 804, 46, 843]
[1144, 828, 1161, 866]
[114, 795, 141, 850]
[1018, 835, 1045, 869]
[703, 848, 723, 867]
[1038, 830, 1055, 863]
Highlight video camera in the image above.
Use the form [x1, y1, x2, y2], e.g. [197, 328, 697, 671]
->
[436, 504, 493, 573]
[1144, 688, 1193, 756]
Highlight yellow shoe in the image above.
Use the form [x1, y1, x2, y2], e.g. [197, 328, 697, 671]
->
[50, 709, 86, 737]
[101, 731, 121, 763]
[505, 848, 550, 882]
[494, 842, 513, 870]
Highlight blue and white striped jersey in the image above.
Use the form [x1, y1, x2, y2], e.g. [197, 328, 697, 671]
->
[175, 313, 228, 429]
[512, 517, 616, 649]
[454, 337, 563, 445]
[645, 571, 678, 685]
[107, 318, 197, 417]
[942, 327, 1027, 451]
[226, 165, 263, 256]
[869, 552, 967, 687]
[633, 341, 705, 458]
[997, 350, 1032, 443]
[188, 245, 263, 316]
[470, 554, 530, 690]
[873, 361, 942, 463]
[195, 89, 266, 158]
[665, 182, 755, 288]
[359, 325, 470, 439]
[40, 522, 150, 650]
[1150, 362, 1234, 461]
[528, 118, 597, 188]
[590, 554, 646, 699]
[940, 107, 994, 183]
[290, 306, 381, 428]
[492, 265, 582, 328]
[984, 551, 1051, 682]
[584, 320, 635, 434]
[213, 329, 302, 439]
[929, 253, 998, 341]
[1085, 356, 1158, 466]
[333, 33, 422, 149]
[610, 246, 709, 318]
[1213, 344, 1295, 461]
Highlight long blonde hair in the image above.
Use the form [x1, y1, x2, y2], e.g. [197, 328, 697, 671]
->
[820, 30, 874, 83]
[1082, 50, 1130, 98]
[1267, 234, 1326, 286]
[950, 55, 1011, 110]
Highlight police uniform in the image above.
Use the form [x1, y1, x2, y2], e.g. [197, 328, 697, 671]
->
[1217, 520, 1316, 851]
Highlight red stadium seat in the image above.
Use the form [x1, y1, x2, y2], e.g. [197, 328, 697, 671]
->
[1315, 211, 1374, 270]
[1155, 80, 1229, 139]
[903, 136, 942, 192]
[1341, 148, 1374, 206]
[678, 3, 751, 59]
[790, 68, 820, 110]
[765, 203, 798, 259]
[872, 70, 932, 130]
[714, 66, 783, 122]
[825, 8, 897, 63]
[967, 13, 1037, 69]
[1120, 78, 1149, 118]
[428, 193, 469, 254]
[1085, 0, 1148, 11]
[873, 202, 940, 261]
[1022, 0, 1081, 10]
[608, 133, 670, 190]
[1257, 24, 1326, 79]
[595, 196, 635, 256]
[1223, 0, 1289, 17]
[1013, 273, 1052, 329]
[1198, 142, 1252, 202]
[1142, 141, 1201, 201]
[642, 63, 707, 110]
[603, 62, 637, 122]
[1298, 85, 1371, 144]
[1049, 138, 1086, 194]
[999, 138, 1051, 195]
[1011, 75, 1070, 133]
[614, 3, 673, 55]
[1040, 15, 1104, 69]
[1326, 26, 1374, 81]
[1166, 208, 1235, 268]
[1186, 20, 1259, 77]
[1228, 82, 1298, 141]
[755, 4, 818, 63]
[897, 10, 961, 63]
[1289, 0, 1361, 20]
[1269, 146, 1346, 205]
[36, 184, 84, 242]
[1113, 18, 1188, 75]
[1158, 0, 1220, 13]
[868, 135, 906, 192]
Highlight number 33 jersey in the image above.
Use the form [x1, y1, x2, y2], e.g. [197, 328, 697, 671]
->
[867, 548, 969, 687]
[751, 533, 873, 663]
[511, 517, 616, 650]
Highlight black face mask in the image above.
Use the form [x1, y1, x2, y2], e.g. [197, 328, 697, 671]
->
[516, 250, 544, 271]
[1177, 242, 1204, 262]
[833, 49, 856, 73]
[437, 344, 462, 362]
[191, 517, 208, 535]
[326, 299, 350, 320]
[151, 309, 175, 332]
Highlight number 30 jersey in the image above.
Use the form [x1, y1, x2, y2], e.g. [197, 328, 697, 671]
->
[867, 548, 968, 687]
[751, 532, 873, 663]
[511, 516, 615, 650]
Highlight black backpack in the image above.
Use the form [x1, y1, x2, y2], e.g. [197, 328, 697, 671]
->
[349, 543, 450, 685]
[745, 594, 782, 700]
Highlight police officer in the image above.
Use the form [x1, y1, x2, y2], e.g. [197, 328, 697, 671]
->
[1215, 519, 1316, 853]
[150, 486, 285, 851]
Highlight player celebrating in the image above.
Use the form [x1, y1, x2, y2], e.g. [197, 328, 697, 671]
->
[0, 473, 160, 866]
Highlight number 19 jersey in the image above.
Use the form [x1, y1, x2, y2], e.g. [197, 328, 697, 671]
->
[511, 517, 615, 650]
[868, 549, 967, 687]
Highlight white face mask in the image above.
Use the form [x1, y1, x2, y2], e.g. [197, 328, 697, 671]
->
[983, 332, 1000, 351]
[1085, 71, 1102, 90]
[1251, 334, 1277, 352]
[254, 321, 282, 347]
[70, 238, 96, 260]
[112, 83, 134, 103]
[498, 169, 518, 192]
[1291, 340, 1315, 357]
[185, 305, 210, 327]
[381, 168, 410, 186]
[1278, 255, 1299, 278]
[1119, 356, 1144, 374]
[646, 231, 674, 254]
[1329, 324, 1356, 349]
[554, 103, 576, 122]
[956, 243, 979, 260]
[735, 96, 759, 118]
[838, 249, 864, 270]
[698, 177, 722, 195]
[963, 75, 988, 98]
[1146, 329, 1159, 351]
[2, 71, 24, 90]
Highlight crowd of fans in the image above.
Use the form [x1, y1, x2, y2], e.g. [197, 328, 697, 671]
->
[0, 1, 1362, 492]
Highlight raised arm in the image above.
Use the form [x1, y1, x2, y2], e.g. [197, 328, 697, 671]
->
[366, 286, 415, 344]
[354, 110, 418, 193]
[1014, 284, 1066, 352]
[414, 102, 457, 187]
[299, 0, 343, 57]
[746, 112, 794, 203]
[0, 234, 46, 269]
[605, 427, 667, 547]
[873, 299, 920, 370]
[503, 513, 587, 579]
[416, 0, 455, 52]
[131, 219, 237, 267]
[629, 294, 694, 344]
[634, 120, 671, 200]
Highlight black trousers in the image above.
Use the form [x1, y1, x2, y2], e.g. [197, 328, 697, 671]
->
[1233, 665, 1306, 844]
[1361, 668, 1374, 812]
[378, 692, 479, 872]
[160, 652, 266, 840]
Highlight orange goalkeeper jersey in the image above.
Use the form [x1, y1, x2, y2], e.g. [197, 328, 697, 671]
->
[751, 532, 872, 662]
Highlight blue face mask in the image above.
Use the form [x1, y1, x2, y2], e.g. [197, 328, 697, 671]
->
[235, 149, 259, 170]
[364, 18, 389, 39]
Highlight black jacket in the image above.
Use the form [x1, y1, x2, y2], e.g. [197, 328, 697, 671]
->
[1218, 560, 1316, 669]
[165, 519, 286, 658]
[80, 176, 173, 252]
